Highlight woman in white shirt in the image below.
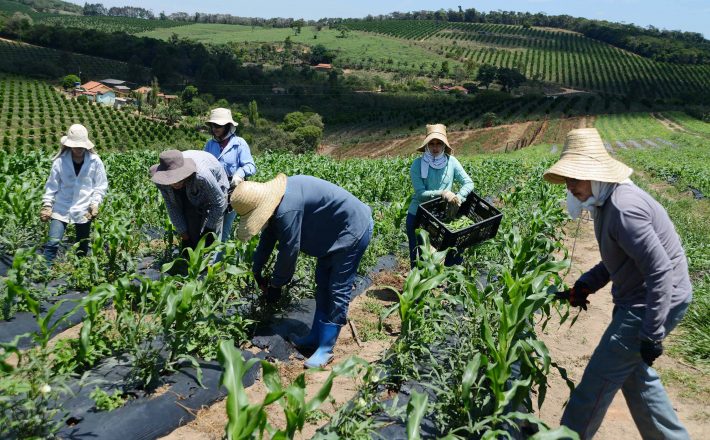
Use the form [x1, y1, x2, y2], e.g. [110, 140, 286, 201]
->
[40, 124, 108, 265]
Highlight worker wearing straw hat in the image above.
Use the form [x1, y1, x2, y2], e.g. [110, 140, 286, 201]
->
[231, 174, 373, 369]
[150, 149, 229, 251]
[203, 108, 256, 247]
[41, 124, 108, 265]
[544, 128, 691, 439]
[407, 123, 473, 268]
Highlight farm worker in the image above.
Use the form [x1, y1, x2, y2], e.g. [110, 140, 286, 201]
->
[40, 124, 108, 265]
[150, 149, 229, 250]
[203, 107, 256, 245]
[406, 123, 473, 268]
[230, 174, 373, 368]
[544, 128, 691, 439]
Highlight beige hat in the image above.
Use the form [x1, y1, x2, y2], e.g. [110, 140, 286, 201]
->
[417, 124, 453, 155]
[544, 128, 633, 184]
[206, 107, 238, 127]
[231, 174, 288, 241]
[61, 124, 94, 150]
[150, 150, 197, 185]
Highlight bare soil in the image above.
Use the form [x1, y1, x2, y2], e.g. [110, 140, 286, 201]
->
[535, 216, 709, 438]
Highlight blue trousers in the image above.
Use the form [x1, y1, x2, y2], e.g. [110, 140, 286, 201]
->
[561, 300, 691, 439]
[405, 213, 462, 269]
[43, 219, 92, 264]
[314, 219, 373, 326]
[221, 209, 237, 243]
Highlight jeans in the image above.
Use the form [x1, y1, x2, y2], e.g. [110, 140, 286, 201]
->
[561, 300, 691, 439]
[43, 219, 92, 264]
[405, 213, 462, 269]
[314, 218, 373, 326]
[221, 209, 237, 242]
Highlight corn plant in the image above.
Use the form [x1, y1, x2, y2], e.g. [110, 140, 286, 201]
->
[218, 340, 367, 439]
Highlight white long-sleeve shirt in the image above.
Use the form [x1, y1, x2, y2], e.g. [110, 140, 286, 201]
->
[42, 150, 108, 224]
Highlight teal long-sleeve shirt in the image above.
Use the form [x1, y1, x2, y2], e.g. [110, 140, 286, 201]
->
[407, 155, 474, 216]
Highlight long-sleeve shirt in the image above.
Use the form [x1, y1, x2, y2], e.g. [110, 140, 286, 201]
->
[407, 155, 474, 215]
[578, 183, 692, 341]
[252, 175, 372, 288]
[42, 150, 108, 224]
[155, 150, 228, 234]
[203, 136, 256, 180]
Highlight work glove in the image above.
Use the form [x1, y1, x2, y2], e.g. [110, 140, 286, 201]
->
[445, 200, 460, 220]
[84, 203, 99, 221]
[202, 227, 216, 247]
[556, 280, 593, 310]
[231, 175, 244, 188]
[442, 190, 459, 205]
[40, 205, 52, 222]
[640, 340, 663, 367]
[265, 285, 282, 305]
[254, 272, 269, 293]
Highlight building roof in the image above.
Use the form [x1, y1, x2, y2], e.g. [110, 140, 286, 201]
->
[99, 78, 126, 85]
[114, 85, 131, 91]
[81, 81, 113, 94]
[313, 63, 332, 69]
[135, 86, 152, 94]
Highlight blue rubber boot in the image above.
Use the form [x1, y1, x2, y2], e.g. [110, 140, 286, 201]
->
[304, 321, 341, 369]
[292, 310, 325, 350]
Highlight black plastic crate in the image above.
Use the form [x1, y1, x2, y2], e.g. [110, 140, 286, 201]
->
[415, 192, 503, 251]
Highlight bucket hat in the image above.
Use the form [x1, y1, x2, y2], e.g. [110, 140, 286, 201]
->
[543, 128, 633, 184]
[206, 107, 238, 127]
[230, 173, 288, 241]
[60, 124, 94, 150]
[416, 124, 453, 155]
[149, 150, 197, 185]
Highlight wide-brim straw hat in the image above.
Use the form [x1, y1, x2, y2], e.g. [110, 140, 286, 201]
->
[150, 150, 197, 185]
[206, 107, 238, 127]
[416, 123, 453, 155]
[60, 124, 94, 150]
[231, 173, 288, 241]
[544, 128, 633, 184]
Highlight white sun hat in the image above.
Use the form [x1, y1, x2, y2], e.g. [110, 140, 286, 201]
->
[60, 124, 95, 150]
[206, 107, 238, 127]
[230, 173, 288, 241]
[544, 128, 633, 184]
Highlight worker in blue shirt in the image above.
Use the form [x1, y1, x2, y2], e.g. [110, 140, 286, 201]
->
[230, 174, 374, 368]
[203, 107, 256, 245]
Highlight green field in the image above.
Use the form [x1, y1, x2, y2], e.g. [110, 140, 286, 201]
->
[139, 24, 461, 73]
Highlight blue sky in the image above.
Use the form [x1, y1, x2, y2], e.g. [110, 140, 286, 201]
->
[67, 1, 709, 37]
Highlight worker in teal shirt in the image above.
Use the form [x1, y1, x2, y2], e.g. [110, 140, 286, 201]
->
[230, 174, 373, 369]
[407, 124, 473, 268]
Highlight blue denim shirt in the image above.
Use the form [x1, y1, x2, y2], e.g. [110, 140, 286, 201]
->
[252, 175, 373, 287]
[203, 135, 256, 180]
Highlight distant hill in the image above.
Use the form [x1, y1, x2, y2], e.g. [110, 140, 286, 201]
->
[0, 0, 80, 15]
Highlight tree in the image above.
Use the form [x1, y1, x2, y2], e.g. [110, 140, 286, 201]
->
[476, 64, 497, 89]
[147, 77, 160, 115]
[291, 125, 322, 152]
[180, 85, 199, 104]
[309, 44, 334, 65]
[62, 74, 81, 90]
[4, 12, 33, 37]
[497, 67, 526, 92]
[247, 100, 259, 126]
[156, 101, 182, 125]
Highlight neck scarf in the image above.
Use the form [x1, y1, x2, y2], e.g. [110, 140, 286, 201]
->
[566, 179, 633, 219]
[421, 147, 448, 179]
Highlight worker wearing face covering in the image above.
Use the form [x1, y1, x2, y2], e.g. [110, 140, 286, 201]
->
[406, 124, 473, 268]
[203, 108, 257, 247]
[544, 128, 692, 439]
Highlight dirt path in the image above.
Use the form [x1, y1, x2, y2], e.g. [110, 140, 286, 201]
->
[160, 271, 405, 440]
[536, 216, 709, 438]
[651, 113, 688, 133]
